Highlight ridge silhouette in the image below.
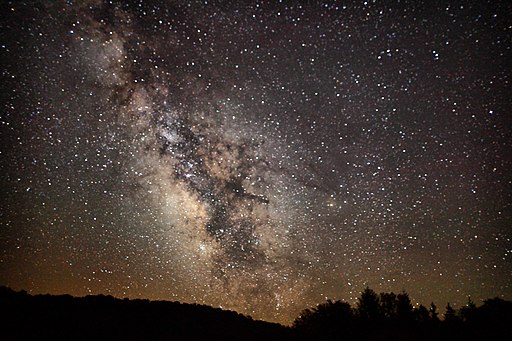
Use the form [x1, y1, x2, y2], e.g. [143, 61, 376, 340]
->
[1, 286, 511, 340]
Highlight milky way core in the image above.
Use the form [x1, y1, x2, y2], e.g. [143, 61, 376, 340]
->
[1, 1, 511, 324]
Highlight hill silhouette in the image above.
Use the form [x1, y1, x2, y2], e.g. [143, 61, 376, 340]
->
[1, 286, 511, 340]
[0, 286, 291, 340]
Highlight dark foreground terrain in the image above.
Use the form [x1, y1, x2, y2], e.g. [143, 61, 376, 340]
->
[0, 286, 291, 340]
[1, 286, 511, 340]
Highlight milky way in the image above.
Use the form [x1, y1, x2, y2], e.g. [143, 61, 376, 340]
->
[1, 1, 511, 324]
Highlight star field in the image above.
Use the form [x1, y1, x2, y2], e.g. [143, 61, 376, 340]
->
[1, 0, 511, 324]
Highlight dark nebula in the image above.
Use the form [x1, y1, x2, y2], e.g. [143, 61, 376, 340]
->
[1, 1, 511, 324]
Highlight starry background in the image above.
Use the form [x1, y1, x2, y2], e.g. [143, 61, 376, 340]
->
[1, 0, 511, 325]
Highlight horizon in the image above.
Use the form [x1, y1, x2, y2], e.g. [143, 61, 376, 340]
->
[3, 284, 509, 326]
[1, 1, 510, 326]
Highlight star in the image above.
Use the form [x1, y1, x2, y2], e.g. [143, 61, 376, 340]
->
[0, 1, 510, 325]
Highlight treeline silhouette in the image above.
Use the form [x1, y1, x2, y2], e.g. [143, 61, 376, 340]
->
[293, 287, 512, 340]
[1, 286, 511, 340]
[0, 286, 291, 340]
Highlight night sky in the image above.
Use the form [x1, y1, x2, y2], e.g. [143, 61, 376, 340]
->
[1, 0, 511, 325]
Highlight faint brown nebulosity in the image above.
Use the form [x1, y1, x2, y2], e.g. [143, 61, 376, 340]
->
[0, 0, 511, 324]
